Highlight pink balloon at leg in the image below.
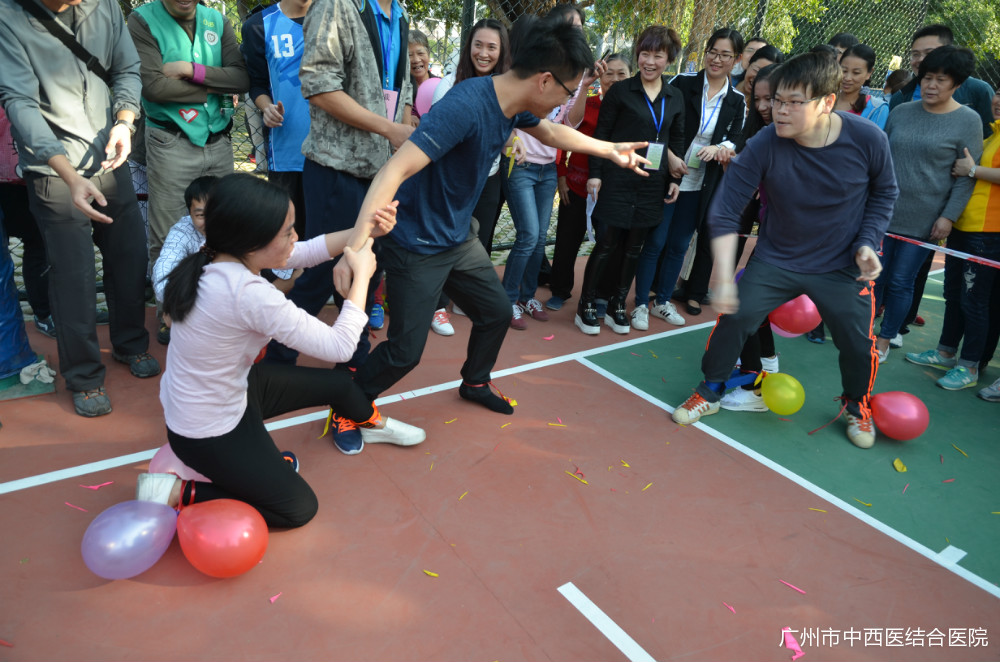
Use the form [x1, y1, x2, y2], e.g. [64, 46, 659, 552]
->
[149, 443, 211, 482]
[770, 294, 822, 335]
[770, 321, 803, 338]
[414, 78, 442, 117]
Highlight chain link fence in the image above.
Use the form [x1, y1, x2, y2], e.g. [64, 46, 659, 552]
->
[8, 0, 1000, 317]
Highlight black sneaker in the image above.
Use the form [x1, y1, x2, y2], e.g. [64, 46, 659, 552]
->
[157, 323, 171, 345]
[73, 387, 112, 417]
[281, 451, 300, 473]
[604, 297, 630, 334]
[112, 351, 161, 378]
[575, 300, 600, 335]
[34, 315, 56, 339]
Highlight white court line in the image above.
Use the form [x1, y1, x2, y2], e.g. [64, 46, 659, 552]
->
[0, 322, 714, 495]
[557, 582, 657, 662]
[577, 356, 1000, 602]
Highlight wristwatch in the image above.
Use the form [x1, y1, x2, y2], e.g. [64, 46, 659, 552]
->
[113, 118, 136, 137]
[968, 164, 977, 179]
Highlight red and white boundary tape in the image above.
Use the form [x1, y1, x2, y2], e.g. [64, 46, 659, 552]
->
[884, 233, 1000, 270]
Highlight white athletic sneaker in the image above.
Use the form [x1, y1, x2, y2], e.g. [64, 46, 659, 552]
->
[889, 333, 904, 349]
[136, 473, 180, 505]
[671, 392, 720, 424]
[651, 300, 686, 326]
[361, 417, 426, 446]
[877, 345, 890, 364]
[760, 355, 780, 373]
[845, 414, 876, 449]
[720, 388, 769, 412]
[631, 304, 649, 331]
[431, 308, 455, 336]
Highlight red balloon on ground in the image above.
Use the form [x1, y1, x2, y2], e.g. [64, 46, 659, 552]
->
[871, 391, 930, 441]
[177, 499, 268, 578]
[770, 295, 822, 335]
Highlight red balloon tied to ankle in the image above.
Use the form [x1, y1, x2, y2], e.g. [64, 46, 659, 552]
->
[177, 499, 268, 578]
[870, 391, 929, 441]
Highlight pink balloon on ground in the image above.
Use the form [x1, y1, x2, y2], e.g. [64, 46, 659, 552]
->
[770, 294, 822, 335]
[770, 321, 803, 338]
[149, 443, 211, 482]
[871, 391, 930, 441]
[414, 78, 441, 117]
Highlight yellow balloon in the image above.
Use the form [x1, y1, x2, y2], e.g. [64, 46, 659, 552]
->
[761, 373, 805, 415]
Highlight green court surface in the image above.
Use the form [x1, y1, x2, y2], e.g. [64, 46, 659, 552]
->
[588, 278, 1000, 591]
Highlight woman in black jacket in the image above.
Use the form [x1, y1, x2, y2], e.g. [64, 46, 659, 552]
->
[576, 25, 685, 335]
[631, 28, 747, 330]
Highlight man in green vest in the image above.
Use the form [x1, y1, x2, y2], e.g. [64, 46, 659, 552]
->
[128, 0, 248, 338]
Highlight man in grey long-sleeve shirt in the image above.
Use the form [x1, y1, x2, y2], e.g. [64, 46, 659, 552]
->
[671, 53, 899, 450]
[0, 0, 157, 417]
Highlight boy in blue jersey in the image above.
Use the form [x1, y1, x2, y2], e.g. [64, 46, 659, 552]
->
[670, 53, 899, 449]
[241, 0, 312, 237]
[332, 17, 653, 415]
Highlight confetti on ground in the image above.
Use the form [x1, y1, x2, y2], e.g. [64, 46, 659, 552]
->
[500, 422, 511, 428]
[19, 558, 28, 564]
[423, 570, 439, 578]
[940, 454, 944, 464]
[952, 444, 968, 457]
[543, 334, 555, 341]
[444, 418, 457, 424]
[269, 592, 282, 604]
[722, 601, 736, 613]
[903, 483, 909, 494]
[0, 639, 13, 648]
[641, 482, 653, 492]
[548, 422, 567, 427]
[630, 352, 641, 357]
[620, 459, 630, 467]
[991, 512, 1000, 515]
[64, 502, 88, 512]
[779, 579, 807, 594]
[79, 481, 113, 490]
[892, 458, 907, 473]
[808, 508, 827, 513]
[781, 627, 805, 661]
[458, 491, 468, 501]
[557, 417, 563, 424]
[319, 408, 333, 438]
[854, 498, 872, 507]
[649, 350, 658, 358]
[778, 418, 792, 422]
[565, 470, 588, 485]
[942, 478, 955, 483]
[429, 462, 434, 472]
[574, 468, 585, 477]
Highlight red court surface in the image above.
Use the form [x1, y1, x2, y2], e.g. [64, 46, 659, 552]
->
[1, 261, 998, 661]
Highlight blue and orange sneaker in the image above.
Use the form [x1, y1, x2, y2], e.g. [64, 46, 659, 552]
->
[369, 304, 385, 330]
[281, 451, 299, 473]
[330, 413, 364, 455]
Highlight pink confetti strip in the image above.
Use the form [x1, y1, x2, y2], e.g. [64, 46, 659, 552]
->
[0, 639, 13, 648]
[782, 627, 805, 661]
[269, 592, 282, 604]
[80, 481, 114, 490]
[557, 417, 563, 424]
[942, 478, 955, 483]
[543, 334, 555, 340]
[630, 352, 641, 357]
[778, 579, 806, 594]
[940, 454, 944, 464]
[64, 502, 88, 512]
[722, 601, 736, 613]
[902, 483, 909, 494]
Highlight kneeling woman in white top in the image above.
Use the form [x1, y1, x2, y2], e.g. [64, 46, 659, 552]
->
[140, 174, 424, 527]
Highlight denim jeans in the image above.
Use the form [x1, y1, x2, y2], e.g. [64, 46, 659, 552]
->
[501, 161, 557, 305]
[874, 235, 931, 340]
[938, 230, 1000, 368]
[633, 190, 701, 307]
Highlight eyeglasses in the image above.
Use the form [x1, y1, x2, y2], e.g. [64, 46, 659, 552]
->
[546, 70, 577, 99]
[769, 96, 822, 111]
[705, 50, 735, 63]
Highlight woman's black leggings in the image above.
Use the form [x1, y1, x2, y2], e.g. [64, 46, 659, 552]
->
[168, 363, 374, 528]
[581, 225, 649, 300]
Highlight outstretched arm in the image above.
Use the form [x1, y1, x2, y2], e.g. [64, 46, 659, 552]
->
[521, 119, 651, 176]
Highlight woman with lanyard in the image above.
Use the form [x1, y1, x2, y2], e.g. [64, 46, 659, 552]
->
[631, 28, 746, 331]
[575, 25, 685, 336]
[546, 54, 631, 312]
[427, 18, 515, 335]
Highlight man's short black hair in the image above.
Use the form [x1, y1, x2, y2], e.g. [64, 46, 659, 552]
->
[827, 32, 859, 50]
[184, 175, 218, 209]
[511, 14, 594, 82]
[770, 51, 842, 99]
[918, 45, 976, 88]
[912, 24, 954, 46]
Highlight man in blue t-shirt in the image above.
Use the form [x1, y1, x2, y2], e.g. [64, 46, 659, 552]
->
[670, 53, 899, 450]
[332, 17, 651, 416]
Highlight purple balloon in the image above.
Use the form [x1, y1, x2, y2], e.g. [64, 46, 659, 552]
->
[81, 500, 178, 580]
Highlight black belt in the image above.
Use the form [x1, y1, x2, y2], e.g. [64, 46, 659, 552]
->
[148, 119, 232, 144]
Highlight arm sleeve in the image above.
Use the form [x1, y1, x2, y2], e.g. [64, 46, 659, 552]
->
[241, 14, 271, 102]
[707, 134, 768, 238]
[588, 86, 619, 180]
[129, 13, 207, 104]
[940, 119, 984, 222]
[202, 18, 250, 94]
[299, 0, 350, 98]
[106, 0, 143, 118]
[851, 131, 898, 255]
[285, 235, 334, 270]
[0, 24, 65, 164]
[153, 221, 201, 302]
[666, 95, 686, 189]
